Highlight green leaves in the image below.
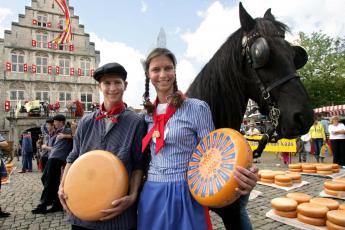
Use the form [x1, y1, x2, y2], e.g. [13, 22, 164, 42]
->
[297, 32, 345, 107]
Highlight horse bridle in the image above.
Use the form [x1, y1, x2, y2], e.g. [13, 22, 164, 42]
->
[241, 31, 300, 158]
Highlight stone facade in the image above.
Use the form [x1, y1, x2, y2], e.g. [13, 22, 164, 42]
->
[0, 0, 100, 142]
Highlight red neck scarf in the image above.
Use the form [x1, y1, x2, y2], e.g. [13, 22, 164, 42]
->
[95, 101, 125, 123]
[142, 100, 177, 154]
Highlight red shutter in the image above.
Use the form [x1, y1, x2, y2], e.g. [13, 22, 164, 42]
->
[47, 22, 52, 28]
[53, 43, 58, 49]
[5, 62, 11, 71]
[4, 100, 10, 112]
[69, 44, 74, 51]
[32, 39, 37, 47]
[32, 19, 37, 25]
[78, 68, 82, 76]
[32, 64, 36, 73]
[56, 66, 60, 75]
[90, 69, 94, 77]
[24, 64, 28, 72]
[48, 66, 52, 74]
[48, 42, 52, 49]
[70, 67, 75, 76]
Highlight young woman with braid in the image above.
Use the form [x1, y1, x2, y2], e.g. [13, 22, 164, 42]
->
[137, 48, 258, 230]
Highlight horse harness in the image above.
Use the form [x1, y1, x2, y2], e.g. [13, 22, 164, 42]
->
[241, 31, 300, 158]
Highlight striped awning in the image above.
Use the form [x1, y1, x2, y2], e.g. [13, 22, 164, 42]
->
[313, 104, 345, 116]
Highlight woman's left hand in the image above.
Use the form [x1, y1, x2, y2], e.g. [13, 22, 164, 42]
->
[99, 195, 136, 221]
[234, 165, 258, 197]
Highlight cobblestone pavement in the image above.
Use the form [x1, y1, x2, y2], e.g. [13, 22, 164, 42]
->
[0, 153, 342, 230]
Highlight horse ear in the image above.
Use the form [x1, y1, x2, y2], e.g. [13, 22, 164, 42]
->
[293, 46, 308, 70]
[239, 2, 255, 32]
[263, 8, 275, 20]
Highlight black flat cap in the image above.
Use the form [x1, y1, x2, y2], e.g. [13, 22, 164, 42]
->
[46, 117, 54, 124]
[93, 62, 127, 82]
[53, 114, 66, 122]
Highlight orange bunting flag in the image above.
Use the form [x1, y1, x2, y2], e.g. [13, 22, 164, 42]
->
[53, 0, 72, 44]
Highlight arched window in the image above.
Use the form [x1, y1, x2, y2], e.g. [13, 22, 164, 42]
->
[11, 50, 24, 72]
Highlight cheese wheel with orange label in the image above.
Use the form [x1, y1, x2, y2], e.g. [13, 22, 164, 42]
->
[64, 150, 128, 221]
[302, 164, 316, 170]
[261, 172, 275, 180]
[327, 210, 345, 227]
[310, 197, 339, 210]
[316, 165, 332, 171]
[187, 128, 252, 207]
[274, 209, 297, 218]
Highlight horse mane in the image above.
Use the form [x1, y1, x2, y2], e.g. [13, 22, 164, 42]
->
[186, 17, 289, 130]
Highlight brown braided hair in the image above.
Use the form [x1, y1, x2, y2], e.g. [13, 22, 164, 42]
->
[143, 48, 184, 114]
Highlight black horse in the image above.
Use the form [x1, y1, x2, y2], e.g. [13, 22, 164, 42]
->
[186, 3, 314, 230]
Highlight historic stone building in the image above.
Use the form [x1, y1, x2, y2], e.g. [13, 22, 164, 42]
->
[0, 0, 100, 143]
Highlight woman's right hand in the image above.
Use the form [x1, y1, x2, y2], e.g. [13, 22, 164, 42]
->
[58, 184, 71, 214]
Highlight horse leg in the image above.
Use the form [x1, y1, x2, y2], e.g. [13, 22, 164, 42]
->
[210, 195, 252, 230]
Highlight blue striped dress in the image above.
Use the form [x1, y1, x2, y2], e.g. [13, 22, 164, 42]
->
[138, 98, 215, 230]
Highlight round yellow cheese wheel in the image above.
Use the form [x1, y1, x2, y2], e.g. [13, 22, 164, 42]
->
[274, 209, 297, 218]
[327, 210, 345, 227]
[324, 181, 345, 191]
[286, 192, 312, 204]
[271, 197, 297, 211]
[333, 178, 345, 184]
[289, 168, 302, 172]
[288, 164, 301, 169]
[275, 175, 292, 183]
[331, 163, 340, 169]
[261, 172, 275, 179]
[333, 168, 340, 173]
[297, 213, 326, 226]
[326, 220, 345, 230]
[324, 188, 341, 196]
[187, 128, 252, 208]
[297, 202, 329, 218]
[260, 178, 274, 183]
[339, 203, 345, 210]
[317, 170, 333, 175]
[302, 164, 316, 170]
[310, 197, 339, 210]
[275, 181, 293, 187]
[316, 165, 332, 171]
[64, 150, 128, 221]
[285, 172, 301, 180]
[258, 170, 273, 177]
[302, 169, 316, 173]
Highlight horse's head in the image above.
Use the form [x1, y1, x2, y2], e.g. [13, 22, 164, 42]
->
[239, 3, 314, 138]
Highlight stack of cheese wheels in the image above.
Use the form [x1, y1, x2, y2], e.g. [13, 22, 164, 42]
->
[64, 150, 128, 221]
[316, 164, 333, 175]
[297, 202, 328, 226]
[310, 197, 339, 211]
[302, 164, 316, 173]
[258, 170, 273, 182]
[285, 172, 302, 184]
[324, 180, 345, 197]
[286, 192, 312, 204]
[339, 203, 345, 210]
[331, 164, 340, 173]
[274, 175, 293, 187]
[288, 164, 302, 172]
[271, 197, 298, 218]
[326, 210, 345, 230]
[333, 178, 345, 184]
[187, 128, 253, 208]
[259, 171, 276, 183]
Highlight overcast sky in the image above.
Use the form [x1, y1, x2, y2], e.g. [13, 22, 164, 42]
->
[1, 0, 345, 107]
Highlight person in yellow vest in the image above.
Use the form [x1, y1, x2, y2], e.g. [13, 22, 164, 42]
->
[308, 118, 326, 163]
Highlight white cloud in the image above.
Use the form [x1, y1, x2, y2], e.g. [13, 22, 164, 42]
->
[140, 1, 148, 13]
[0, 8, 12, 38]
[181, 0, 345, 63]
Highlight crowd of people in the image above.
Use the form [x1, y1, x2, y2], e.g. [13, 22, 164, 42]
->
[0, 47, 344, 230]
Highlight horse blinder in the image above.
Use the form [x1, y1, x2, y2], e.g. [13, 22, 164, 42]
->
[293, 46, 308, 70]
[250, 37, 270, 69]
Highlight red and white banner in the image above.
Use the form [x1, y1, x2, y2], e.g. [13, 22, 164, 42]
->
[314, 105, 345, 116]
[53, 0, 72, 44]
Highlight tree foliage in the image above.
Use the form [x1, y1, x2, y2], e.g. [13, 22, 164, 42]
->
[297, 32, 345, 107]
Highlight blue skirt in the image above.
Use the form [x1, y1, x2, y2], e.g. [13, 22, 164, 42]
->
[138, 180, 209, 230]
